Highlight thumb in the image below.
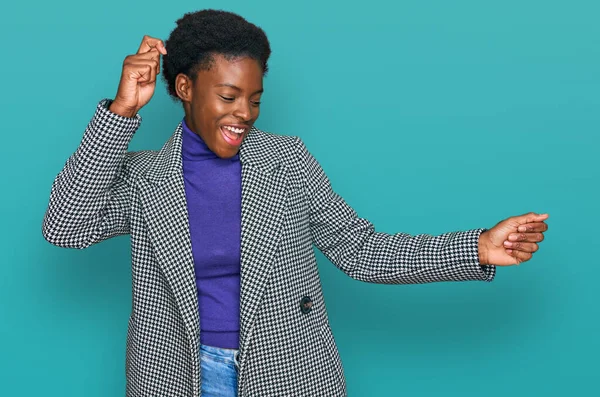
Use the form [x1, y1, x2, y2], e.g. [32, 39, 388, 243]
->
[512, 212, 549, 225]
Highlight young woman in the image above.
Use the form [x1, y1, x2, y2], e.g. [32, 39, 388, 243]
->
[42, 9, 549, 397]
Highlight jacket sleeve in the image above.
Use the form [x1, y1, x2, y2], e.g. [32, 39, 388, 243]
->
[296, 137, 496, 284]
[42, 99, 142, 249]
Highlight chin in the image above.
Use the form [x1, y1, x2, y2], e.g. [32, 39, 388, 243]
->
[215, 146, 240, 159]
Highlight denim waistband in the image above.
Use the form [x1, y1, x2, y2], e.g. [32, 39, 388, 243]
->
[200, 344, 240, 370]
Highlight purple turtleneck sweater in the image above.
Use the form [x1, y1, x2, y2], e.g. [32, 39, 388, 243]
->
[181, 119, 241, 349]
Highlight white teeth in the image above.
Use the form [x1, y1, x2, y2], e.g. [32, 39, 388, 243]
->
[224, 126, 245, 134]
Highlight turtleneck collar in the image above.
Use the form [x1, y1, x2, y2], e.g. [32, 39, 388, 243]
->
[181, 118, 239, 162]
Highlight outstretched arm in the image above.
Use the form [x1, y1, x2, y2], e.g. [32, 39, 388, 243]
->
[297, 137, 496, 284]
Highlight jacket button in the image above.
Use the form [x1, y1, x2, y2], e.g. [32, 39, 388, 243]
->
[300, 296, 313, 314]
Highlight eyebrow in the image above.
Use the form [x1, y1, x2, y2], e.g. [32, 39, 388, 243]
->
[214, 83, 263, 95]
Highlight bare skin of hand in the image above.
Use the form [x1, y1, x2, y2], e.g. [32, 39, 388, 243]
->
[109, 35, 168, 118]
[478, 212, 549, 266]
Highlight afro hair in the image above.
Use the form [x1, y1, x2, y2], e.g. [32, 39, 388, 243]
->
[162, 9, 271, 101]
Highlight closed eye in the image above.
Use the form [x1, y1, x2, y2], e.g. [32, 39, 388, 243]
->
[219, 95, 261, 106]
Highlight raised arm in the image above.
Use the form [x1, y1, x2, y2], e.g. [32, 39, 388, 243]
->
[42, 35, 167, 248]
[42, 101, 142, 248]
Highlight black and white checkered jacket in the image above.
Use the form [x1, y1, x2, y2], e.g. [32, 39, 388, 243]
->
[42, 99, 495, 396]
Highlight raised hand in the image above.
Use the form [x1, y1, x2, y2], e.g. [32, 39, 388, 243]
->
[478, 212, 549, 266]
[109, 35, 168, 118]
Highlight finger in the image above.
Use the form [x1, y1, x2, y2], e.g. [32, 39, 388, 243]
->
[503, 241, 539, 253]
[513, 212, 549, 225]
[124, 56, 160, 77]
[517, 222, 548, 233]
[126, 49, 161, 63]
[508, 232, 545, 243]
[137, 35, 167, 55]
[125, 63, 157, 84]
[505, 249, 533, 264]
[137, 35, 164, 54]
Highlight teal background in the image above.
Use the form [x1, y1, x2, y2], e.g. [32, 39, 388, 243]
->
[1, 0, 598, 395]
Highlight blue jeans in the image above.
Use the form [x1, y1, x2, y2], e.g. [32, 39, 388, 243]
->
[200, 344, 240, 396]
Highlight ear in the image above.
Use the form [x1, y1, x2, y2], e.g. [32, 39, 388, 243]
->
[175, 73, 193, 102]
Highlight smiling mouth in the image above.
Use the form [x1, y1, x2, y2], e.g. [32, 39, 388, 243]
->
[220, 125, 247, 146]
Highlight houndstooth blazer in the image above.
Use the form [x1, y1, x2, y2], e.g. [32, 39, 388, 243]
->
[42, 99, 496, 396]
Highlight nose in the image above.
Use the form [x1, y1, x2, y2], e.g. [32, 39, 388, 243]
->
[233, 100, 252, 122]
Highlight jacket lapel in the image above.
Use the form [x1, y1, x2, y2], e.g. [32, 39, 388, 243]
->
[137, 123, 200, 358]
[238, 128, 288, 357]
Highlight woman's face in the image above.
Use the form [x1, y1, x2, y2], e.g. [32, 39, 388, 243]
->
[176, 54, 264, 159]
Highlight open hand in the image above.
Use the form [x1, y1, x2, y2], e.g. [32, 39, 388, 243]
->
[478, 212, 549, 266]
